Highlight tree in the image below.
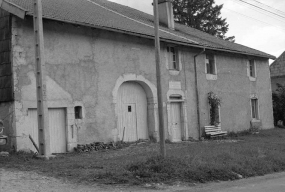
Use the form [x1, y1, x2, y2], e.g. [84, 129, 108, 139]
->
[172, 0, 235, 42]
[272, 83, 285, 126]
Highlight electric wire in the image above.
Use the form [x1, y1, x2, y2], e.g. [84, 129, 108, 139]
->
[231, 0, 285, 23]
[250, 0, 285, 16]
[233, 0, 285, 19]
[223, 7, 285, 31]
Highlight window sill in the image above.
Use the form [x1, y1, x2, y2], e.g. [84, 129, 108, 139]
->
[169, 70, 180, 76]
[249, 76, 256, 81]
[251, 119, 260, 122]
[206, 74, 217, 80]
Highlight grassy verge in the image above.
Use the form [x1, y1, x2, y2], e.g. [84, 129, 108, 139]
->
[1, 128, 285, 185]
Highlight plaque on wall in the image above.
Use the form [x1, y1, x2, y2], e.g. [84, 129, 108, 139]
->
[169, 81, 181, 90]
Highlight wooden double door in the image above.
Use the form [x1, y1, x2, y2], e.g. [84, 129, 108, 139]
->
[27, 108, 66, 153]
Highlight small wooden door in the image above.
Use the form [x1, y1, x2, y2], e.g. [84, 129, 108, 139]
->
[49, 108, 66, 153]
[170, 103, 182, 142]
[27, 108, 66, 153]
[123, 103, 137, 142]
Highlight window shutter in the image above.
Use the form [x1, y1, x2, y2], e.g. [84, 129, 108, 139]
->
[205, 58, 209, 74]
[178, 50, 182, 70]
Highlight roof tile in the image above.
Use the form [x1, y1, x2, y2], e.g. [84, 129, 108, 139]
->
[5, 0, 275, 59]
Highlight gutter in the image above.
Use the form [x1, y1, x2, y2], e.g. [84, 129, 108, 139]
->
[194, 47, 206, 140]
[0, 0, 26, 19]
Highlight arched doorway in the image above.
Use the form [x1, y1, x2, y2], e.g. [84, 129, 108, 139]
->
[113, 74, 158, 142]
[117, 82, 148, 142]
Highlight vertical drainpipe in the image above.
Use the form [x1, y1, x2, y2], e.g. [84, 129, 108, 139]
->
[194, 48, 205, 140]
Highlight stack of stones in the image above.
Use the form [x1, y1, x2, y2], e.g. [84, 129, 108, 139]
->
[74, 142, 127, 153]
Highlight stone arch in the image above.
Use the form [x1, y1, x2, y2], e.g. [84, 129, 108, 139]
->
[112, 74, 158, 141]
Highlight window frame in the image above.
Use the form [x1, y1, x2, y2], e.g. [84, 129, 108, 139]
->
[167, 46, 180, 71]
[249, 59, 256, 78]
[248, 59, 257, 81]
[75, 106, 83, 119]
[205, 54, 216, 75]
[250, 98, 259, 120]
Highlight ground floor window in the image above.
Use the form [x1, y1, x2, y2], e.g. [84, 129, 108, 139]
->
[251, 98, 259, 119]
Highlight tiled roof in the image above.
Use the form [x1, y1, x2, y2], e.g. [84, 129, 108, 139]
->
[270, 51, 285, 77]
[5, 0, 275, 59]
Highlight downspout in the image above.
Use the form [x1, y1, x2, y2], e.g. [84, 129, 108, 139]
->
[194, 47, 205, 140]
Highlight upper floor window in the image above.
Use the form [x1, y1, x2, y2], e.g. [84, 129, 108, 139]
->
[206, 54, 216, 75]
[167, 46, 179, 70]
[251, 98, 259, 119]
[249, 59, 256, 78]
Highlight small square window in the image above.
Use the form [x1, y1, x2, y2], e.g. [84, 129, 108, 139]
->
[249, 59, 255, 78]
[206, 54, 216, 75]
[167, 46, 179, 70]
[251, 99, 259, 119]
[75, 106, 82, 119]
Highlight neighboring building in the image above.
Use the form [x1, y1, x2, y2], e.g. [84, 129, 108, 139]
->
[270, 51, 285, 92]
[0, 0, 275, 153]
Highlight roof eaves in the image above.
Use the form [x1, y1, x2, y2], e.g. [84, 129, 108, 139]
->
[0, 0, 26, 19]
[6, 0, 275, 60]
[25, 13, 277, 60]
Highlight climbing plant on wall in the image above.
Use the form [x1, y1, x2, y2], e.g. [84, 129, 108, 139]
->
[208, 91, 221, 126]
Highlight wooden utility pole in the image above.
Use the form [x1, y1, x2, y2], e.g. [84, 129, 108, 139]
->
[33, 0, 51, 157]
[153, 0, 166, 158]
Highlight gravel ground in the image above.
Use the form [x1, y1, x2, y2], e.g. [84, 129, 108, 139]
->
[2, 168, 285, 192]
[0, 168, 191, 192]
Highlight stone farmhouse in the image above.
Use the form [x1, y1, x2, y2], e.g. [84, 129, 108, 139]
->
[0, 0, 275, 153]
[270, 51, 285, 92]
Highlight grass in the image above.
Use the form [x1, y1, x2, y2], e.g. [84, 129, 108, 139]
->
[1, 128, 285, 185]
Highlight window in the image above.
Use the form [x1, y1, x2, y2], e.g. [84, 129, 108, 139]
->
[167, 46, 179, 70]
[251, 98, 259, 119]
[75, 106, 82, 119]
[206, 54, 216, 75]
[249, 59, 255, 78]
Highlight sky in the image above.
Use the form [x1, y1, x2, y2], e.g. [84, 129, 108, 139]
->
[108, 0, 285, 61]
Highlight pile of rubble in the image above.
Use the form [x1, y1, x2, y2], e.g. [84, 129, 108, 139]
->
[74, 142, 129, 153]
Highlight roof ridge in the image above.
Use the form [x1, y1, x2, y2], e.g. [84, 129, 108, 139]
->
[87, 0, 198, 44]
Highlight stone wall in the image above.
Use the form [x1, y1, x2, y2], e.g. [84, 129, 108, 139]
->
[10, 15, 274, 151]
[0, 9, 13, 102]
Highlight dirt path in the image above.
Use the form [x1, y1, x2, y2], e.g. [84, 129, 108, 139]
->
[2, 168, 285, 192]
[0, 168, 188, 192]
[0, 168, 139, 192]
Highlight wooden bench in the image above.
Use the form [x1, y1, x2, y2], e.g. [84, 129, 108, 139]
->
[205, 126, 227, 138]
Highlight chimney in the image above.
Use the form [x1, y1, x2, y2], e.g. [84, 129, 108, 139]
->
[158, 0, 175, 29]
